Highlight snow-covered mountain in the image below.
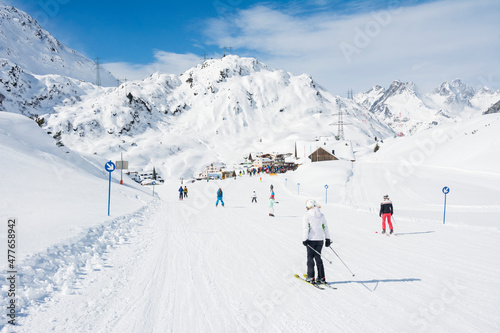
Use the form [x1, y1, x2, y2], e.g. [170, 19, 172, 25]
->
[0, 58, 105, 116]
[429, 79, 476, 108]
[426, 79, 500, 116]
[0, 5, 116, 86]
[354, 80, 444, 135]
[42, 55, 394, 177]
[1, 3, 499, 178]
[355, 79, 500, 135]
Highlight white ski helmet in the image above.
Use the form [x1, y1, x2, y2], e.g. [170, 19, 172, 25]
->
[305, 199, 317, 209]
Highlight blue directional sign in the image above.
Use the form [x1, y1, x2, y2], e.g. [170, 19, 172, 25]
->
[152, 181, 156, 197]
[105, 161, 116, 216]
[442, 186, 450, 224]
[325, 184, 329, 203]
[297, 183, 301, 195]
[105, 161, 116, 173]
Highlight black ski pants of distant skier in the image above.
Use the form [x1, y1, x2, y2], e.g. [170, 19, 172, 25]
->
[306, 240, 325, 280]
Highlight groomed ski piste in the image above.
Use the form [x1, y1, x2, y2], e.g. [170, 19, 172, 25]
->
[1, 112, 500, 332]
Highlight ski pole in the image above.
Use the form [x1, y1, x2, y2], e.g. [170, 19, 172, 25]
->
[307, 244, 333, 264]
[392, 216, 398, 231]
[329, 247, 355, 277]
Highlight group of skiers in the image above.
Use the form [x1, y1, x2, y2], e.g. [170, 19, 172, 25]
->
[181, 180, 394, 286]
[249, 185, 277, 216]
[178, 186, 188, 200]
[302, 194, 393, 284]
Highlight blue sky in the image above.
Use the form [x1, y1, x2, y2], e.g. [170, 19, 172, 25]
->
[6, 0, 500, 94]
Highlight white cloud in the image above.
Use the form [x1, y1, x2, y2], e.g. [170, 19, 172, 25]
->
[203, 0, 500, 95]
[103, 51, 203, 82]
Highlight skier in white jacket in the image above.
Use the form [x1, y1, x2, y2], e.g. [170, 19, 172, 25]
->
[302, 199, 331, 284]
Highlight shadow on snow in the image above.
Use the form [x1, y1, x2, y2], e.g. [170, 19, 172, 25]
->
[394, 231, 436, 236]
[329, 278, 421, 292]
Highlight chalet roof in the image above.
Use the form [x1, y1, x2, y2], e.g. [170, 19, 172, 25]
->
[295, 139, 355, 161]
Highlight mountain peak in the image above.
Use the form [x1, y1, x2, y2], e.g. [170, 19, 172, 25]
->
[182, 55, 270, 82]
[433, 79, 475, 106]
[0, 4, 116, 86]
[388, 80, 417, 93]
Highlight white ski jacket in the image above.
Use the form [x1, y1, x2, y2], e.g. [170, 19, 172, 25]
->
[303, 207, 331, 241]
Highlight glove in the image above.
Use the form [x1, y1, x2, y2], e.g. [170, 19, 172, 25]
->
[325, 239, 331, 247]
[302, 240, 309, 246]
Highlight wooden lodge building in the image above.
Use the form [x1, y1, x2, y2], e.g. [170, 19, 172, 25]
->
[308, 147, 339, 162]
[295, 137, 355, 163]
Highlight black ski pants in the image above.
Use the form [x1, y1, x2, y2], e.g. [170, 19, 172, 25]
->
[306, 240, 325, 280]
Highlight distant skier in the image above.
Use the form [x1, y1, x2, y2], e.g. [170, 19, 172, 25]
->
[269, 196, 276, 216]
[183, 186, 188, 198]
[216, 188, 225, 207]
[178, 186, 184, 200]
[302, 199, 331, 284]
[251, 191, 257, 203]
[379, 194, 394, 234]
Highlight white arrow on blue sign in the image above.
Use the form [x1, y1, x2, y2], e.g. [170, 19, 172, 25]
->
[105, 161, 116, 216]
[105, 161, 116, 173]
[442, 186, 450, 224]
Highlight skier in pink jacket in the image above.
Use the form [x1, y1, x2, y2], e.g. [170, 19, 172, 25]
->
[379, 194, 394, 234]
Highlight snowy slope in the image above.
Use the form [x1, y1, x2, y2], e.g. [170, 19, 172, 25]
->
[0, 112, 153, 328]
[0, 5, 116, 86]
[1, 4, 499, 330]
[0, 112, 150, 253]
[1, 111, 499, 332]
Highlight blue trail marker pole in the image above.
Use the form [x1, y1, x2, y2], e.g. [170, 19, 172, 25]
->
[324, 184, 329, 203]
[297, 183, 300, 195]
[152, 181, 156, 197]
[105, 161, 116, 216]
[285, 178, 287, 187]
[442, 186, 450, 224]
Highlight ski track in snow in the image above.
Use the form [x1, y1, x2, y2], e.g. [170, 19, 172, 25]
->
[2, 174, 500, 333]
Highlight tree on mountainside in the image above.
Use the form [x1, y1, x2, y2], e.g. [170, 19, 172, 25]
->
[30, 114, 45, 127]
[53, 131, 64, 147]
[483, 100, 500, 114]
